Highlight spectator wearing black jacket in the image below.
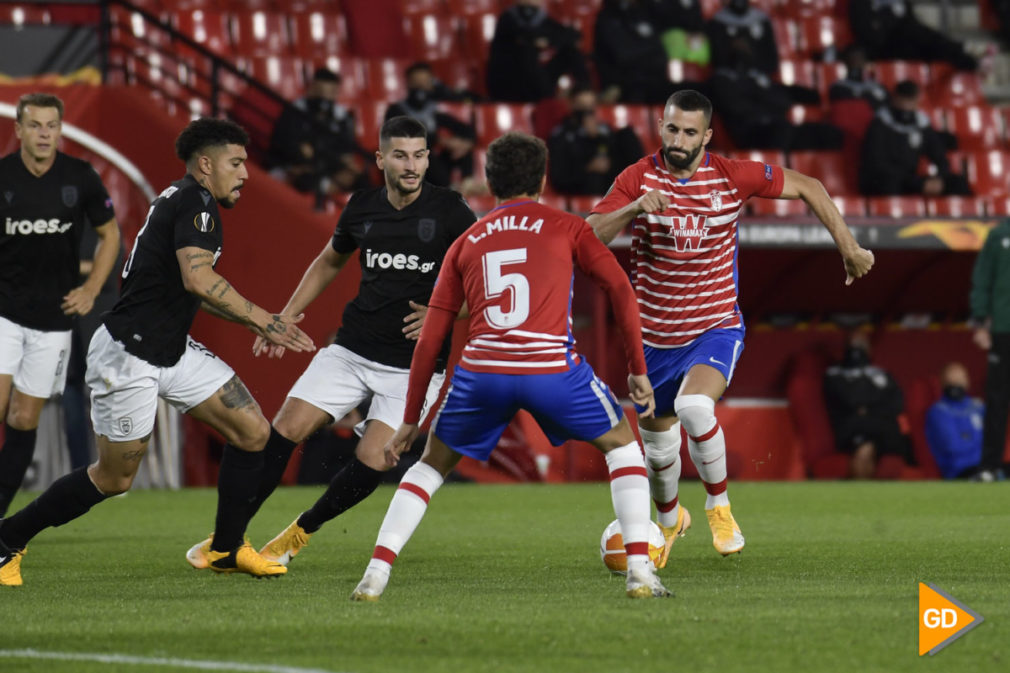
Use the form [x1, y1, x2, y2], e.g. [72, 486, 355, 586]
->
[706, 0, 779, 76]
[486, 0, 590, 102]
[859, 80, 971, 197]
[710, 39, 842, 151]
[823, 333, 912, 479]
[384, 62, 478, 192]
[267, 68, 370, 206]
[547, 86, 644, 195]
[593, 0, 704, 104]
[849, 0, 978, 71]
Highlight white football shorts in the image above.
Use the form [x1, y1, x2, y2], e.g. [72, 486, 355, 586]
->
[288, 343, 445, 431]
[86, 324, 235, 442]
[0, 314, 72, 399]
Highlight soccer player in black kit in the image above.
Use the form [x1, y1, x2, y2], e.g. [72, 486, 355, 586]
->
[0, 93, 121, 517]
[186, 116, 476, 569]
[0, 118, 316, 586]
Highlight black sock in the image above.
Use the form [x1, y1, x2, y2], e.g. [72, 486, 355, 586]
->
[212, 444, 264, 552]
[0, 466, 107, 550]
[298, 457, 384, 534]
[0, 427, 38, 517]
[246, 427, 298, 521]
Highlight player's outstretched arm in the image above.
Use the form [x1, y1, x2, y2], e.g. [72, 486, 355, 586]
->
[62, 218, 121, 316]
[253, 243, 352, 357]
[587, 190, 670, 245]
[779, 168, 874, 285]
[177, 246, 315, 353]
[384, 423, 420, 467]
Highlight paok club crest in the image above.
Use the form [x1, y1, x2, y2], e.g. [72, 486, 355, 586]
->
[667, 213, 710, 252]
[418, 218, 436, 242]
[61, 185, 78, 208]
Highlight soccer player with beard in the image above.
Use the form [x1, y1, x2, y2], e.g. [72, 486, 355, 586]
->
[588, 90, 875, 562]
[351, 131, 669, 601]
[0, 93, 120, 517]
[0, 118, 316, 586]
[186, 116, 477, 570]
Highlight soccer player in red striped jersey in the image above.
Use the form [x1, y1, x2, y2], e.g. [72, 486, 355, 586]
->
[351, 132, 671, 601]
[588, 90, 875, 560]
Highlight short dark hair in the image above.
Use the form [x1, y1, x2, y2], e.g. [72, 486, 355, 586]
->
[174, 118, 249, 163]
[312, 67, 341, 84]
[380, 115, 428, 146]
[405, 62, 432, 78]
[665, 89, 713, 125]
[485, 132, 546, 200]
[894, 79, 920, 100]
[17, 92, 64, 123]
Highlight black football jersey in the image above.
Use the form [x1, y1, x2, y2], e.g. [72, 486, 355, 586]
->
[332, 183, 476, 369]
[0, 151, 116, 331]
[103, 174, 223, 367]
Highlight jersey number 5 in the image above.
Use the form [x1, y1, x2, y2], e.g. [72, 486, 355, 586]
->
[482, 248, 530, 329]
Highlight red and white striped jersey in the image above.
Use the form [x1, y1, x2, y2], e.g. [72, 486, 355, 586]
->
[592, 150, 784, 348]
[429, 198, 644, 375]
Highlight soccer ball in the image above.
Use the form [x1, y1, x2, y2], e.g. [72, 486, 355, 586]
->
[600, 519, 666, 574]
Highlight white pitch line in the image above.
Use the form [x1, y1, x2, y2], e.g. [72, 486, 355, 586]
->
[0, 649, 348, 673]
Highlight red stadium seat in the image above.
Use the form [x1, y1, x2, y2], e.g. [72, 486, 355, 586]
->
[362, 58, 410, 103]
[231, 10, 290, 57]
[777, 0, 837, 18]
[777, 58, 818, 88]
[771, 18, 799, 59]
[869, 61, 931, 92]
[317, 55, 368, 103]
[355, 100, 390, 150]
[866, 196, 927, 218]
[727, 150, 788, 167]
[446, 0, 498, 16]
[788, 150, 852, 195]
[985, 194, 1010, 216]
[946, 105, 1004, 151]
[925, 196, 987, 218]
[748, 197, 810, 216]
[403, 13, 459, 61]
[475, 103, 535, 147]
[400, 0, 446, 15]
[568, 195, 601, 215]
[963, 150, 1010, 197]
[465, 193, 497, 215]
[597, 104, 658, 152]
[461, 11, 497, 62]
[0, 4, 51, 25]
[699, 0, 722, 19]
[436, 100, 475, 126]
[430, 58, 480, 95]
[539, 190, 568, 211]
[667, 59, 711, 84]
[928, 71, 985, 107]
[172, 8, 233, 58]
[290, 11, 349, 59]
[795, 14, 851, 57]
[815, 61, 846, 101]
[831, 195, 867, 217]
[237, 56, 307, 101]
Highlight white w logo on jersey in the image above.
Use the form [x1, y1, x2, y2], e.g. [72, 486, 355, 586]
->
[667, 214, 709, 253]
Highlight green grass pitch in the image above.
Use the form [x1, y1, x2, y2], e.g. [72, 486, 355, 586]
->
[1, 481, 1007, 673]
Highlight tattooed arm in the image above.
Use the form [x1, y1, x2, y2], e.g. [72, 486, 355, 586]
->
[176, 246, 316, 353]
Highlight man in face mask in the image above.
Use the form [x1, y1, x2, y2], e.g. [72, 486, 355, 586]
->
[925, 362, 985, 479]
[706, 0, 779, 76]
[267, 68, 370, 206]
[823, 333, 912, 478]
[858, 79, 972, 197]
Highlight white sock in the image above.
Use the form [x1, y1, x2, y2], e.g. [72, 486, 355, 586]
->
[675, 394, 730, 509]
[639, 424, 683, 528]
[605, 442, 651, 572]
[368, 461, 444, 570]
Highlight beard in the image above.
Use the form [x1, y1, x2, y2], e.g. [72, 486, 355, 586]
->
[393, 173, 423, 195]
[663, 143, 702, 170]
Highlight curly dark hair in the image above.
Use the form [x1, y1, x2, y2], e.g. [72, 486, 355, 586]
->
[174, 118, 249, 163]
[665, 89, 712, 125]
[485, 132, 546, 200]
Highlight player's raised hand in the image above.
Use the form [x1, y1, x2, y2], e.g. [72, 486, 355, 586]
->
[402, 300, 428, 340]
[974, 326, 992, 351]
[257, 313, 316, 353]
[843, 246, 875, 286]
[627, 373, 656, 418]
[61, 285, 98, 316]
[384, 422, 420, 467]
[634, 189, 670, 215]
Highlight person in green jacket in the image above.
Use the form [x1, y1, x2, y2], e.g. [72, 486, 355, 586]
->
[970, 218, 1010, 481]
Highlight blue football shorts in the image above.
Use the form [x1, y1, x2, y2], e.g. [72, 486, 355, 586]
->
[431, 359, 625, 461]
[636, 327, 745, 417]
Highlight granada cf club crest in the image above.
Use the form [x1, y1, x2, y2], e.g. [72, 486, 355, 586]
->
[61, 185, 78, 207]
[193, 211, 215, 233]
[709, 190, 722, 211]
[418, 218, 436, 242]
[668, 214, 710, 252]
